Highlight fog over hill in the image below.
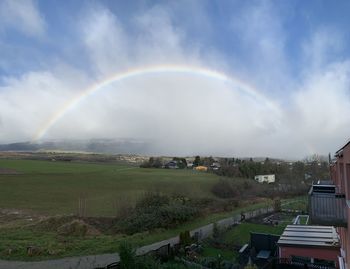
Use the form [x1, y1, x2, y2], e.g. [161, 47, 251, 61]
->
[0, 139, 316, 162]
[0, 139, 155, 155]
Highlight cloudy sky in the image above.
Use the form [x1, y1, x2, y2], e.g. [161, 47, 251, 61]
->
[0, 0, 350, 158]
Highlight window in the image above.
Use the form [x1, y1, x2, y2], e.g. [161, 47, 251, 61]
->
[291, 255, 311, 264]
[314, 258, 335, 267]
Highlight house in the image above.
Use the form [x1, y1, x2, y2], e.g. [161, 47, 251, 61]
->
[277, 225, 340, 268]
[187, 162, 194, 168]
[254, 174, 275, 183]
[210, 162, 221, 170]
[194, 166, 208, 172]
[164, 161, 178, 169]
[308, 139, 350, 269]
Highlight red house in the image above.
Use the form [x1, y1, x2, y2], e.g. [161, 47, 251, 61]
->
[309, 139, 350, 268]
[278, 225, 340, 268]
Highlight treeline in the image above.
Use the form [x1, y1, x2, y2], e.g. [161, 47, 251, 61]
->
[140, 156, 217, 169]
[140, 155, 330, 185]
[215, 157, 330, 183]
[140, 157, 163, 168]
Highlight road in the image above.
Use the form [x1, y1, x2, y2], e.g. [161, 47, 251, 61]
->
[0, 206, 273, 269]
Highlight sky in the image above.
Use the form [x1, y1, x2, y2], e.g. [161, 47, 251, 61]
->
[0, 0, 350, 158]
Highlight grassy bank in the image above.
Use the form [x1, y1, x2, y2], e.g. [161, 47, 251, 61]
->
[0, 200, 273, 261]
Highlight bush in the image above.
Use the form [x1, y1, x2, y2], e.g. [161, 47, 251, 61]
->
[136, 255, 162, 269]
[140, 157, 163, 168]
[273, 198, 281, 212]
[136, 192, 170, 209]
[212, 222, 220, 239]
[117, 193, 199, 234]
[179, 230, 192, 246]
[211, 179, 239, 198]
[119, 241, 136, 269]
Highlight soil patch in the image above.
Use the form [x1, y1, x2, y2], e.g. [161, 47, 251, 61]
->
[57, 219, 101, 236]
[0, 168, 21, 174]
[31, 215, 115, 235]
[248, 212, 294, 225]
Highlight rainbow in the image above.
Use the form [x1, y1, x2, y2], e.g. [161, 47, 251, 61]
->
[33, 65, 280, 141]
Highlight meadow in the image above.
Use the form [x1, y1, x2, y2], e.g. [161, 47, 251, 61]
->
[0, 158, 307, 260]
[0, 159, 221, 216]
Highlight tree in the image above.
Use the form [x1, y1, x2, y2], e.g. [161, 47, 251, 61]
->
[193, 156, 201, 166]
[173, 157, 187, 169]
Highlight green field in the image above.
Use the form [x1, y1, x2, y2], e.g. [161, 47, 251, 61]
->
[0, 159, 306, 260]
[0, 159, 221, 216]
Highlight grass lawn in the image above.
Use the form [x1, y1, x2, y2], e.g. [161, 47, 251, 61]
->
[222, 222, 287, 246]
[0, 159, 224, 216]
[201, 245, 237, 261]
[281, 196, 307, 212]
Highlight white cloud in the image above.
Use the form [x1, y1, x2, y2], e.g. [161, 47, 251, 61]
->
[0, 0, 46, 37]
[79, 4, 204, 75]
[287, 61, 350, 155]
[302, 27, 345, 73]
[80, 6, 128, 75]
[230, 1, 293, 94]
[0, 66, 90, 142]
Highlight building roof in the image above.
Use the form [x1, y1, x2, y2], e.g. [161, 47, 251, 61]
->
[277, 225, 339, 249]
[335, 139, 350, 155]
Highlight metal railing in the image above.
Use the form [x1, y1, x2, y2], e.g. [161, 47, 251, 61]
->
[263, 258, 335, 269]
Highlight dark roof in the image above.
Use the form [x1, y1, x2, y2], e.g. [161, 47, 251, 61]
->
[277, 225, 339, 249]
[336, 139, 350, 154]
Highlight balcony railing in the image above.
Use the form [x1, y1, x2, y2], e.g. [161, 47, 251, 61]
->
[308, 184, 347, 227]
[262, 258, 335, 269]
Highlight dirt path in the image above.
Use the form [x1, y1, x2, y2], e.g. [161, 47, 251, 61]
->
[0, 206, 273, 269]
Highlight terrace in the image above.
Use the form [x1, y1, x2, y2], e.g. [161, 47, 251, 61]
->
[308, 184, 347, 227]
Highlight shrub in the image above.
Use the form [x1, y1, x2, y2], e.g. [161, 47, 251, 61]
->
[140, 157, 163, 168]
[212, 222, 220, 239]
[179, 230, 192, 246]
[211, 179, 239, 198]
[273, 198, 281, 212]
[117, 193, 199, 234]
[119, 241, 136, 269]
[136, 255, 161, 269]
[136, 192, 170, 209]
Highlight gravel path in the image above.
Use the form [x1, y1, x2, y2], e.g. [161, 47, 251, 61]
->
[0, 206, 273, 269]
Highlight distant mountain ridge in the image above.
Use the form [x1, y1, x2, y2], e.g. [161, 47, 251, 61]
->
[0, 139, 152, 155]
[0, 140, 293, 162]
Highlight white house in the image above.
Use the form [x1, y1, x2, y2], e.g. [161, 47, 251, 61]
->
[254, 174, 275, 183]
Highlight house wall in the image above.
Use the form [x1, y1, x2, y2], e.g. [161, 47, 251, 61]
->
[279, 246, 340, 267]
[333, 142, 350, 268]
